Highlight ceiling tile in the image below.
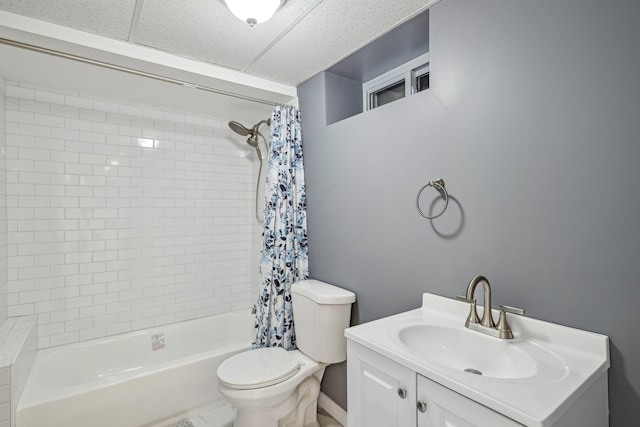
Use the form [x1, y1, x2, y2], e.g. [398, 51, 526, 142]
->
[246, 0, 431, 85]
[0, 0, 435, 89]
[0, 0, 137, 40]
[134, 0, 318, 72]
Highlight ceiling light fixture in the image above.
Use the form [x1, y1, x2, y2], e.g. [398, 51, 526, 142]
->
[223, 0, 285, 27]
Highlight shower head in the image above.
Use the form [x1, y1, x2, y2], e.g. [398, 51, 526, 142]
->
[246, 132, 260, 148]
[228, 119, 271, 139]
[228, 121, 251, 137]
[228, 118, 271, 152]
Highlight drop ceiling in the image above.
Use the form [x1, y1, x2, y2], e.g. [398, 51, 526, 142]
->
[0, 0, 434, 87]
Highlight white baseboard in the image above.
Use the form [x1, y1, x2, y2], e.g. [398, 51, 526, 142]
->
[318, 392, 347, 427]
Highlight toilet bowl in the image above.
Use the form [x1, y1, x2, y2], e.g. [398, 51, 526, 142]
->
[216, 280, 356, 427]
[218, 349, 323, 427]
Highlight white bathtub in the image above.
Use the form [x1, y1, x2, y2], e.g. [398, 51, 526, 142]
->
[17, 311, 254, 427]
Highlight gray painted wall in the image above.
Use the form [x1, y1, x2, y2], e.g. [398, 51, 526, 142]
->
[298, 0, 640, 425]
[324, 72, 362, 124]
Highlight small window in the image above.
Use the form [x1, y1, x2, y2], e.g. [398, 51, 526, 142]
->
[363, 53, 430, 111]
[370, 80, 406, 109]
[414, 63, 430, 93]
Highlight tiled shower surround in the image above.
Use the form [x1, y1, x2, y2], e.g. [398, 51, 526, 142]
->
[0, 75, 7, 325]
[4, 81, 257, 349]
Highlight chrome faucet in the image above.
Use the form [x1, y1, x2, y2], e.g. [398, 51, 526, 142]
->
[465, 275, 496, 329]
[457, 275, 525, 339]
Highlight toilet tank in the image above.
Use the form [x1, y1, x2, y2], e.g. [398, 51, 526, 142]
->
[291, 280, 356, 364]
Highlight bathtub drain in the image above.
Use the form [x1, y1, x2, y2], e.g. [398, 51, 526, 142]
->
[464, 368, 483, 375]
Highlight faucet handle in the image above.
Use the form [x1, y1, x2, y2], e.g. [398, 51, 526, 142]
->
[499, 305, 525, 316]
[456, 295, 480, 327]
[497, 305, 524, 339]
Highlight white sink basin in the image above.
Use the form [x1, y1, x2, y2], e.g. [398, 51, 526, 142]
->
[397, 324, 539, 379]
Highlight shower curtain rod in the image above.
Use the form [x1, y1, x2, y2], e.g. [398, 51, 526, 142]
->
[0, 37, 276, 106]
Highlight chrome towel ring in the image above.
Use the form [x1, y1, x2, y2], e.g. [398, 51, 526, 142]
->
[416, 178, 449, 219]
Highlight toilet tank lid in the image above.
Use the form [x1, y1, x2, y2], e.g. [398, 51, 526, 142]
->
[291, 280, 356, 304]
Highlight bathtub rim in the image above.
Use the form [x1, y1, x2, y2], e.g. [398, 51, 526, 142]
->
[18, 309, 255, 410]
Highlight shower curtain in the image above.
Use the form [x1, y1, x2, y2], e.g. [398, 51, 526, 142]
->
[254, 105, 308, 350]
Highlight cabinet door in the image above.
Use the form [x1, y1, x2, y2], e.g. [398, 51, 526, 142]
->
[347, 341, 416, 427]
[417, 375, 524, 427]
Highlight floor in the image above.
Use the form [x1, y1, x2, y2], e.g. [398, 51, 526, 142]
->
[169, 405, 342, 427]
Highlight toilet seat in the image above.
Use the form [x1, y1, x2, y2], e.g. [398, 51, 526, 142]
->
[218, 347, 300, 390]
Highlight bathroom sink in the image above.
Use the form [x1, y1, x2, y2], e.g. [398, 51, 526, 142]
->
[396, 324, 539, 379]
[346, 292, 610, 427]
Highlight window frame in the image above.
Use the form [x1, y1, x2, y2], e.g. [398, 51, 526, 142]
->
[362, 53, 430, 111]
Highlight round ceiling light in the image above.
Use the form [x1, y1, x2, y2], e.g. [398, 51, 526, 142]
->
[223, 0, 286, 27]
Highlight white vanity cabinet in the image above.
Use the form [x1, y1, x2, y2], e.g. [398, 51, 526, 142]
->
[348, 341, 523, 427]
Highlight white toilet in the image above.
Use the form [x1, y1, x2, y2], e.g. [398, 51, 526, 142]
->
[217, 279, 356, 427]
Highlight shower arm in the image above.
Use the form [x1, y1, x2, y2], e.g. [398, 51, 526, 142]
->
[247, 119, 271, 155]
[250, 119, 271, 144]
[253, 119, 271, 131]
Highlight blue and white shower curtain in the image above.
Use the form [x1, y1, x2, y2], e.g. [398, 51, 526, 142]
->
[254, 105, 308, 350]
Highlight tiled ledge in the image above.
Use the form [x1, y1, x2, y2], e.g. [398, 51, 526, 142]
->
[0, 317, 35, 368]
[0, 316, 38, 427]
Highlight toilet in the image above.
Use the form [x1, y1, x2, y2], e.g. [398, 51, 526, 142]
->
[217, 279, 356, 427]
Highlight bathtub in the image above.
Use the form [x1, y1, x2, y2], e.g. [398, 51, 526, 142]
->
[17, 310, 254, 427]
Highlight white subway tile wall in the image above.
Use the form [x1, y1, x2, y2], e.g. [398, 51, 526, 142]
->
[4, 81, 257, 349]
[0, 74, 8, 325]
